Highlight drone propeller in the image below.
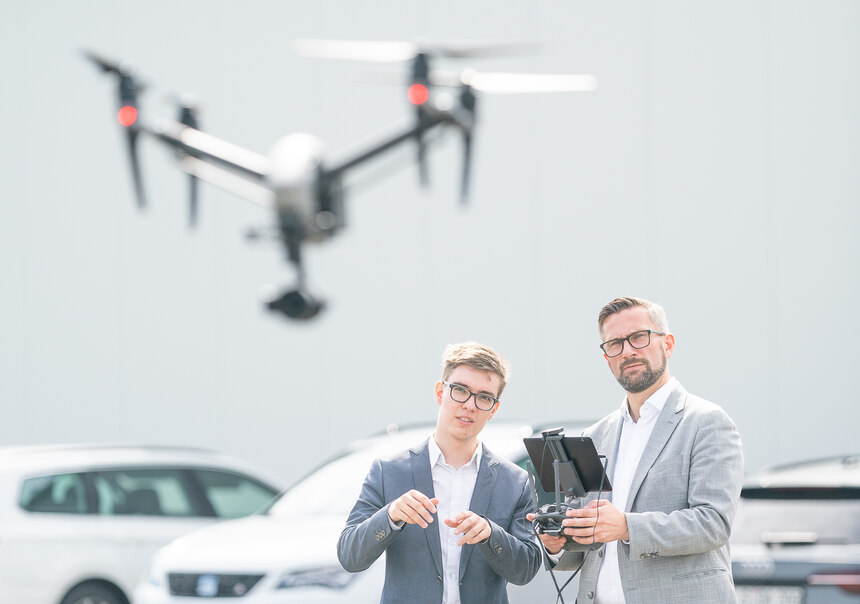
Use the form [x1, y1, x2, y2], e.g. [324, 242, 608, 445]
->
[292, 39, 538, 63]
[84, 50, 147, 209]
[436, 69, 598, 94]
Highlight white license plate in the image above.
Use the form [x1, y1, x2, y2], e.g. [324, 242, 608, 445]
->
[736, 585, 804, 604]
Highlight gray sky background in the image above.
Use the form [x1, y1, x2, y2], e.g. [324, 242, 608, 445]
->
[1, 0, 857, 484]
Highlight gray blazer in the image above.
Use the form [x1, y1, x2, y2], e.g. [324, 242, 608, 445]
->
[337, 439, 541, 604]
[556, 382, 744, 603]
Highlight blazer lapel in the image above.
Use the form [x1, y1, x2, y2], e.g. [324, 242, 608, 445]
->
[459, 446, 498, 580]
[411, 440, 443, 577]
[624, 383, 686, 512]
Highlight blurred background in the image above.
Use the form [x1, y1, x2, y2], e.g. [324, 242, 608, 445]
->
[1, 0, 857, 485]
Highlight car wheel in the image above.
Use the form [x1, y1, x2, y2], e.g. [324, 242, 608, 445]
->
[60, 583, 127, 604]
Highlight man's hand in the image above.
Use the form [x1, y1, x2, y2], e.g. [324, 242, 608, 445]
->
[444, 511, 491, 546]
[526, 513, 568, 555]
[562, 500, 629, 544]
[387, 490, 439, 529]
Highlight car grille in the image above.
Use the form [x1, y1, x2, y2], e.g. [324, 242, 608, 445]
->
[168, 573, 265, 597]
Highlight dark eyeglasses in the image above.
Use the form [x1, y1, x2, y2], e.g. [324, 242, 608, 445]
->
[441, 381, 499, 411]
[599, 329, 666, 358]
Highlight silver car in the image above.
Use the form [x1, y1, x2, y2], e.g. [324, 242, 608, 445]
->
[731, 454, 860, 604]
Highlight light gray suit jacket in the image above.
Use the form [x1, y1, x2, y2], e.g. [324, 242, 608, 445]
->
[337, 439, 541, 604]
[556, 382, 744, 603]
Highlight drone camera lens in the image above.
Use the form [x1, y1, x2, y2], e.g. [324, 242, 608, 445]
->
[267, 289, 325, 320]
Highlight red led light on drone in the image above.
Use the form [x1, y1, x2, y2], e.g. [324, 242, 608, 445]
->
[117, 105, 138, 127]
[407, 83, 429, 105]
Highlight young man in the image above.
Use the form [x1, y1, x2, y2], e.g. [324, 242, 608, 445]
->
[337, 342, 541, 604]
[532, 297, 744, 603]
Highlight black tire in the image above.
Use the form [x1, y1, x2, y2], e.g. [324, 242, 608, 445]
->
[60, 582, 127, 604]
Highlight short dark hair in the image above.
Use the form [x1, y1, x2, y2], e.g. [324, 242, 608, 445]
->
[598, 297, 669, 337]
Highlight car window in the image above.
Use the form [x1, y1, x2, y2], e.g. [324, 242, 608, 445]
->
[20, 473, 88, 514]
[193, 469, 277, 519]
[732, 488, 860, 545]
[514, 456, 557, 506]
[92, 468, 203, 517]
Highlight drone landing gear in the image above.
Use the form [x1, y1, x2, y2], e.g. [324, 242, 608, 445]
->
[266, 213, 326, 321]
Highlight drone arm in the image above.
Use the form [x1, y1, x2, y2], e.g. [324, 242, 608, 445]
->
[178, 156, 274, 208]
[326, 114, 447, 179]
[146, 120, 269, 182]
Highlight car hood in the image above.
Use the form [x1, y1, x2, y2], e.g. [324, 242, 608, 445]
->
[155, 514, 347, 570]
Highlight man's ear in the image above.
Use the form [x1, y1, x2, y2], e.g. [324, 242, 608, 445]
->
[664, 333, 676, 358]
[435, 380, 444, 406]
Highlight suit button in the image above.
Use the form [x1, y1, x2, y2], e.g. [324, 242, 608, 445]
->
[437, 575, 443, 583]
[587, 591, 595, 599]
[598, 548, 604, 557]
[640, 553, 648, 559]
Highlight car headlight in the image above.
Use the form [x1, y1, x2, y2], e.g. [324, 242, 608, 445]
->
[146, 568, 164, 588]
[276, 566, 356, 590]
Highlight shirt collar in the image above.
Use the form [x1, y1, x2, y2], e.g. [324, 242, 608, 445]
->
[429, 435, 482, 471]
[620, 377, 676, 422]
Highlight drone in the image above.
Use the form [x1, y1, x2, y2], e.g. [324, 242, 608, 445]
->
[86, 41, 597, 320]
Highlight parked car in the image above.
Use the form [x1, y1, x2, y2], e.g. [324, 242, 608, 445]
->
[134, 421, 595, 603]
[731, 454, 860, 604]
[0, 444, 283, 604]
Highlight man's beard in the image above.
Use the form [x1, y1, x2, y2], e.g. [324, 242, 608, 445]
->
[616, 354, 667, 394]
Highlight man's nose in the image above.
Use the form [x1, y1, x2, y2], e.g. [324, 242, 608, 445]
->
[463, 393, 480, 410]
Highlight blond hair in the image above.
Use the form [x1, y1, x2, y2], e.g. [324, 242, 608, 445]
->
[441, 342, 510, 397]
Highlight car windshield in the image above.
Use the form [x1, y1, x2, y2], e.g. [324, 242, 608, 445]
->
[731, 487, 860, 545]
[268, 429, 436, 518]
[266, 423, 534, 519]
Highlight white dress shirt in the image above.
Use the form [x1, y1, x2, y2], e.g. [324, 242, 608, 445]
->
[388, 437, 482, 603]
[428, 436, 482, 604]
[594, 378, 675, 604]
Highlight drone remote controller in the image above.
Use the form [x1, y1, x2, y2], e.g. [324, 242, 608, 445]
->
[534, 502, 604, 552]
[533, 502, 571, 536]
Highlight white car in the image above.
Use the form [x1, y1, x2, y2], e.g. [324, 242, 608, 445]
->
[0, 444, 282, 604]
[135, 421, 593, 604]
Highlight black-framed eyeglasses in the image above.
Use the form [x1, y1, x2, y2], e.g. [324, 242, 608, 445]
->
[442, 381, 499, 411]
[599, 329, 666, 358]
